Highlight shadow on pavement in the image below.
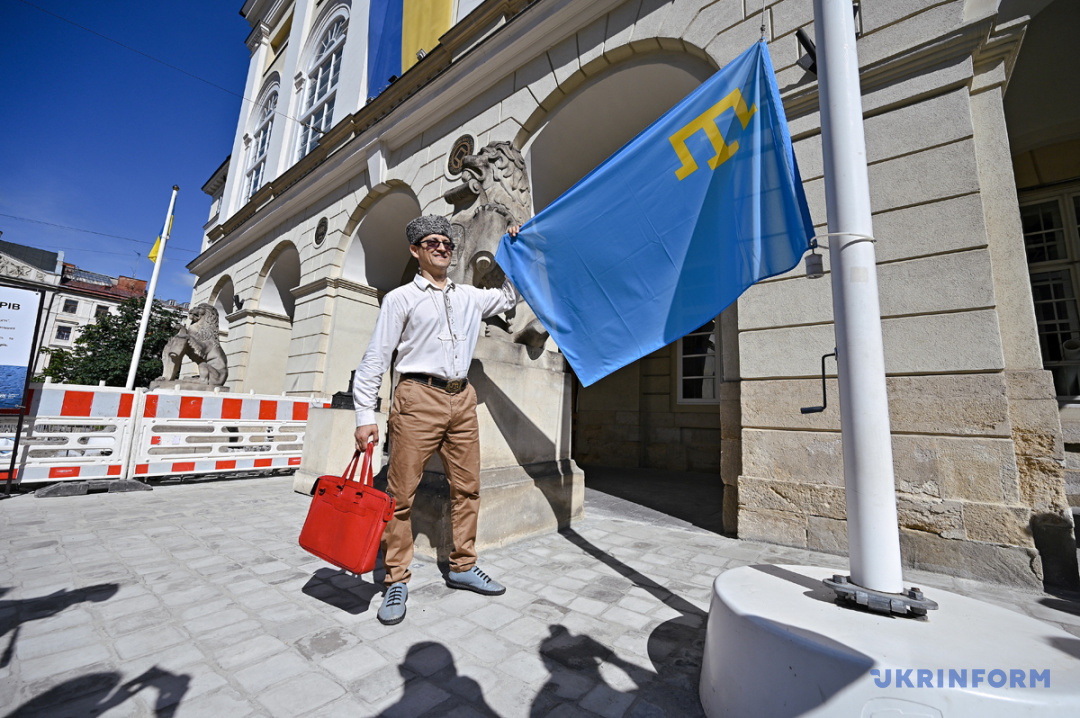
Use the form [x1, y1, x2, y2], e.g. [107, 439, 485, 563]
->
[300, 566, 383, 615]
[7, 666, 190, 717]
[553, 527, 708, 716]
[381, 642, 498, 717]
[0, 583, 119, 668]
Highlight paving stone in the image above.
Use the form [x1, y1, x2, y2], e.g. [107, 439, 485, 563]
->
[114, 625, 188, 660]
[257, 672, 346, 717]
[215, 634, 289, 670]
[233, 649, 310, 693]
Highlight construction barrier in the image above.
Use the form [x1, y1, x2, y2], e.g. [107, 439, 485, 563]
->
[0, 384, 137, 482]
[0, 382, 331, 484]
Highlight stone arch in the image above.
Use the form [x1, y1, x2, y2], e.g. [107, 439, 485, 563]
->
[209, 275, 235, 333]
[518, 42, 730, 484]
[340, 182, 421, 292]
[246, 241, 301, 395]
[519, 43, 717, 212]
[256, 241, 302, 319]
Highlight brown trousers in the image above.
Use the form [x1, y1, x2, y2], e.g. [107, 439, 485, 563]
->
[383, 379, 481, 585]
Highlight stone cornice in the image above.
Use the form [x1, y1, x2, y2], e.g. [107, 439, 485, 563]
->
[246, 22, 271, 53]
[781, 16, 998, 121]
[292, 276, 382, 300]
[225, 306, 291, 323]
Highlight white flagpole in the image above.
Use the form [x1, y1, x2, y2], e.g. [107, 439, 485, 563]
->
[126, 185, 178, 390]
[813, 0, 904, 593]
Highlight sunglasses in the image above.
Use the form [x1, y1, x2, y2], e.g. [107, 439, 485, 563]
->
[417, 239, 455, 250]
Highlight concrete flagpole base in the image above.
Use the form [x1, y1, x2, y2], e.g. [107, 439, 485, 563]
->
[699, 565, 1080, 717]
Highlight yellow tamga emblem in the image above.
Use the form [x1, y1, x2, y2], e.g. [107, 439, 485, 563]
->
[669, 89, 757, 180]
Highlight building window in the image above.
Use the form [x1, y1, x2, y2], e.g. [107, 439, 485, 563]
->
[95, 305, 109, 319]
[55, 325, 72, 342]
[678, 317, 721, 404]
[297, 17, 346, 161]
[1022, 184, 1080, 396]
[62, 299, 78, 314]
[245, 90, 277, 201]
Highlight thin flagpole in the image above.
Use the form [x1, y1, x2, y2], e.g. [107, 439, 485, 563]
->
[126, 185, 178, 390]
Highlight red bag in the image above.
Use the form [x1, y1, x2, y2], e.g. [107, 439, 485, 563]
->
[299, 443, 395, 575]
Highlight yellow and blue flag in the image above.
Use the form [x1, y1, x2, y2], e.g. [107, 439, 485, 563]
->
[495, 41, 814, 386]
[148, 215, 173, 264]
[368, 0, 453, 97]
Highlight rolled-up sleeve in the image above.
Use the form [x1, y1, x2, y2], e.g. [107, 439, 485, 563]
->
[478, 275, 519, 319]
[353, 295, 406, 426]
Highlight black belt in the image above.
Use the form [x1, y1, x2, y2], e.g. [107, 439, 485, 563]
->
[402, 373, 469, 394]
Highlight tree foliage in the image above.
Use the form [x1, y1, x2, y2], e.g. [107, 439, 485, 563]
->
[40, 297, 184, 388]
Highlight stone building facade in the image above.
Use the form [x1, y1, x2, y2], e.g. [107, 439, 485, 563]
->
[191, 0, 1079, 588]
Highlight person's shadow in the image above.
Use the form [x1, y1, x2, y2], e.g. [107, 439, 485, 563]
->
[7, 665, 191, 717]
[0, 583, 119, 668]
[530, 624, 658, 716]
[379, 642, 498, 717]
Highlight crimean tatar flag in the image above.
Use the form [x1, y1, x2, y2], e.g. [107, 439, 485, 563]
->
[148, 214, 173, 264]
[494, 41, 814, 386]
[368, 0, 453, 98]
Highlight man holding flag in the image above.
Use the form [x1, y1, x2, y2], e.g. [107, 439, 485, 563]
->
[353, 214, 520, 626]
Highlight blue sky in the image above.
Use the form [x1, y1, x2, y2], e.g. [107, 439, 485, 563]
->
[0, 0, 251, 303]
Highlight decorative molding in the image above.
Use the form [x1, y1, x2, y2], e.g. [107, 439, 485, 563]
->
[246, 22, 271, 53]
[294, 71, 305, 92]
[780, 16, 997, 121]
[292, 276, 381, 300]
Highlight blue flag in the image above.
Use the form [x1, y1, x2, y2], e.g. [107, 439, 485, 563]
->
[495, 41, 813, 386]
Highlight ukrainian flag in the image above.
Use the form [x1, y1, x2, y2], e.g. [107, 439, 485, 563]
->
[148, 215, 172, 264]
[368, 0, 453, 97]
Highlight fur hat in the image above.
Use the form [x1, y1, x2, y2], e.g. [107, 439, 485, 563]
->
[406, 215, 452, 245]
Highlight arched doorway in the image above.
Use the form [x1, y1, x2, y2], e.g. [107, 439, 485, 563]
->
[524, 50, 727, 531]
[248, 244, 301, 395]
[323, 188, 422, 397]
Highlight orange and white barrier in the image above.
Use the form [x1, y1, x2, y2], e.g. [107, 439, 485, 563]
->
[130, 391, 329, 479]
[0, 384, 137, 482]
[0, 382, 331, 484]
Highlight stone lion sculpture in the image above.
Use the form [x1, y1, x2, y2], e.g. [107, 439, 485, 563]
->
[443, 141, 549, 347]
[154, 304, 228, 388]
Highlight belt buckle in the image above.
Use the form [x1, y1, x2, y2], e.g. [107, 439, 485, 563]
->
[445, 379, 464, 393]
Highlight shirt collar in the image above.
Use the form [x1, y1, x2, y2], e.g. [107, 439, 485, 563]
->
[413, 274, 455, 292]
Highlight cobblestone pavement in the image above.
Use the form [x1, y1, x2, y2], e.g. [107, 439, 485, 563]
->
[1, 476, 1078, 717]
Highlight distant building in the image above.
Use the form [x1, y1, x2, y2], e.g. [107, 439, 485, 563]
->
[0, 238, 148, 375]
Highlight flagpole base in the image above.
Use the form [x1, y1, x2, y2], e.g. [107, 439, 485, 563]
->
[699, 565, 1080, 717]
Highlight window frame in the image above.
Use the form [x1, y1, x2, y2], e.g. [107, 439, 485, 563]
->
[1020, 182, 1080, 398]
[296, 16, 346, 161]
[54, 324, 72, 342]
[676, 316, 722, 405]
[245, 88, 278, 202]
[61, 298, 78, 314]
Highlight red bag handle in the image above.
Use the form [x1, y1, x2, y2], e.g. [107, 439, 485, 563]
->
[342, 441, 375, 487]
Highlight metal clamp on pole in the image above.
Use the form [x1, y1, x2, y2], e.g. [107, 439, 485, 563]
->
[800, 350, 836, 414]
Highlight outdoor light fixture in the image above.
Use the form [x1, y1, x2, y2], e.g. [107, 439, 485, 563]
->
[416, 49, 427, 61]
[805, 238, 824, 278]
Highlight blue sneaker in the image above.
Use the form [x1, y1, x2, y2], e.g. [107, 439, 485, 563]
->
[377, 583, 408, 625]
[445, 566, 505, 595]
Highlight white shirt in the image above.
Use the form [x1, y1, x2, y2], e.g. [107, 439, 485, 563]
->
[353, 273, 518, 425]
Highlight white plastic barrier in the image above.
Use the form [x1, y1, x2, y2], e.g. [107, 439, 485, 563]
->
[0, 383, 331, 484]
[129, 390, 330, 480]
[0, 384, 138, 482]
